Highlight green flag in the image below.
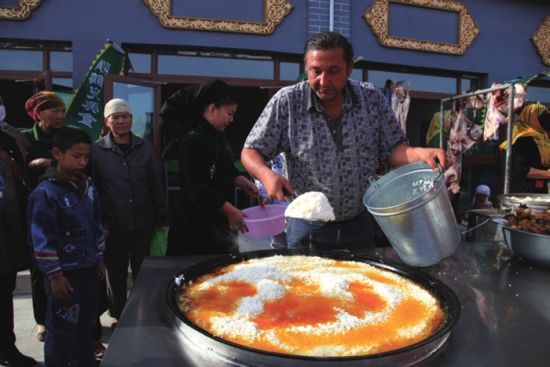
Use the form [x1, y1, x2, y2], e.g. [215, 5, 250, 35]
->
[65, 41, 126, 139]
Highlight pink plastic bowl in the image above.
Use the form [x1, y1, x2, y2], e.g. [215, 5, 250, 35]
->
[242, 204, 287, 238]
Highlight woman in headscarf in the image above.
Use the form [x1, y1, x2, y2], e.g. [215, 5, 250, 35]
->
[22, 91, 67, 188]
[21, 91, 66, 343]
[166, 79, 258, 255]
[500, 102, 550, 193]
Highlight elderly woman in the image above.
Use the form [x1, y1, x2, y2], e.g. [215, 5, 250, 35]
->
[21, 91, 66, 343]
[501, 102, 550, 193]
[166, 79, 258, 255]
[22, 91, 67, 188]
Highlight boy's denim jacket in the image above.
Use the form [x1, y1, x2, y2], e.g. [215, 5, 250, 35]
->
[27, 173, 105, 280]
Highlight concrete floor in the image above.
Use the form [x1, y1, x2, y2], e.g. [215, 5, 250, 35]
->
[7, 234, 271, 366]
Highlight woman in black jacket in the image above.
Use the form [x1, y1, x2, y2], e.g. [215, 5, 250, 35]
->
[167, 79, 258, 255]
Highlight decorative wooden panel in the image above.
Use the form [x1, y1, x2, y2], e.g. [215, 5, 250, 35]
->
[0, 0, 41, 20]
[364, 0, 479, 55]
[144, 0, 293, 35]
[533, 16, 550, 66]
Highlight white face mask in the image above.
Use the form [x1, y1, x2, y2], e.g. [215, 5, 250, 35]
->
[0, 106, 5, 122]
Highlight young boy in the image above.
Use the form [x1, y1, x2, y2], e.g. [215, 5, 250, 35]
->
[27, 126, 105, 367]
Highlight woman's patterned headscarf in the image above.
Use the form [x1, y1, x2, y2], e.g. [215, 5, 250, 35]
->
[500, 102, 550, 167]
[24, 91, 65, 121]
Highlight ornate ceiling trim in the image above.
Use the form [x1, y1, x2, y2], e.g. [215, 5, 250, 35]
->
[0, 0, 41, 20]
[364, 0, 479, 55]
[532, 16, 550, 66]
[143, 0, 293, 35]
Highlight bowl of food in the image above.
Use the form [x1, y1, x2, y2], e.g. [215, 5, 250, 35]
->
[502, 226, 550, 266]
[501, 204, 550, 266]
[242, 204, 287, 238]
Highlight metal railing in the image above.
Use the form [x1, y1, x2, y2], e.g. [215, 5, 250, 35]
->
[440, 83, 516, 194]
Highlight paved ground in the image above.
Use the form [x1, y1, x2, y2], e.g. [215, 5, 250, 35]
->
[7, 234, 270, 366]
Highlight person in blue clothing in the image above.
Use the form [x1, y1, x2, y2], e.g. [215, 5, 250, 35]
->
[27, 126, 105, 367]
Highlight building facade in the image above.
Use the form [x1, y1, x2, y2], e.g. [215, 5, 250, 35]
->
[1, 0, 549, 206]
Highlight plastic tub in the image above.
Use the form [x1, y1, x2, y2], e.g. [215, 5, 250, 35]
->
[242, 204, 287, 238]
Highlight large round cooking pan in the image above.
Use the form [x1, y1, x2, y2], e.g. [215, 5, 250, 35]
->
[166, 249, 460, 367]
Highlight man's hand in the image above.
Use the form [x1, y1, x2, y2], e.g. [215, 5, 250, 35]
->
[388, 145, 447, 170]
[414, 147, 446, 169]
[241, 148, 294, 201]
[262, 171, 294, 202]
[258, 195, 270, 207]
[50, 275, 73, 300]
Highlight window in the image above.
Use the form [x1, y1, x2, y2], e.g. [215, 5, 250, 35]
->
[0, 49, 43, 71]
[280, 62, 300, 81]
[350, 69, 363, 81]
[158, 54, 274, 79]
[128, 53, 151, 74]
[50, 51, 73, 72]
[368, 70, 457, 94]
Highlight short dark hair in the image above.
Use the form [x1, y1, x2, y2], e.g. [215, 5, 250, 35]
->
[52, 126, 92, 152]
[304, 32, 354, 65]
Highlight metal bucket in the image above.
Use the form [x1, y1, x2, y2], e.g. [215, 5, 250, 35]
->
[363, 163, 460, 267]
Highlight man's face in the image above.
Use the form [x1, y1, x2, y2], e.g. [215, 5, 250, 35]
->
[305, 48, 352, 103]
[105, 112, 132, 138]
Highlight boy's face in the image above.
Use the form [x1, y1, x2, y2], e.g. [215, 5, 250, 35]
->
[52, 143, 91, 178]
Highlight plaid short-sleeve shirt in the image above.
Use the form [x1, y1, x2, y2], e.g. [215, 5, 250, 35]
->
[244, 80, 407, 220]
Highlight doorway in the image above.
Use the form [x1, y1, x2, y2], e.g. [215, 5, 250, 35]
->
[0, 79, 35, 129]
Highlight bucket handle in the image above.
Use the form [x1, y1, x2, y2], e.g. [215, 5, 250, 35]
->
[460, 218, 491, 236]
[433, 163, 445, 187]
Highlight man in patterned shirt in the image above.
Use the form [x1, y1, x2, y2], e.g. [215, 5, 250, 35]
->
[242, 32, 445, 250]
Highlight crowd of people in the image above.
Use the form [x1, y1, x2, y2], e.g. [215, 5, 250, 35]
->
[0, 91, 170, 367]
[1, 31, 548, 367]
[0, 74, 265, 366]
